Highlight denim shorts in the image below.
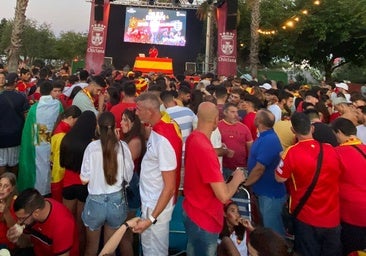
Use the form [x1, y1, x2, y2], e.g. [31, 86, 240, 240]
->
[82, 190, 127, 231]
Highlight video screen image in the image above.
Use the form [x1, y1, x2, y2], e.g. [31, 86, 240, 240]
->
[124, 7, 187, 47]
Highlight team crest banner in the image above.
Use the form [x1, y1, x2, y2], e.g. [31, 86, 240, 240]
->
[217, 2, 237, 77]
[85, 2, 110, 75]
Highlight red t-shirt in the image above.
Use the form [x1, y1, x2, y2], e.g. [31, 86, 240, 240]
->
[242, 112, 257, 140]
[335, 142, 366, 226]
[183, 130, 224, 233]
[0, 197, 17, 250]
[110, 102, 137, 130]
[276, 139, 340, 227]
[63, 169, 83, 188]
[15, 81, 31, 93]
[218, 120, 253, 170]
[24, 199, 79, 256]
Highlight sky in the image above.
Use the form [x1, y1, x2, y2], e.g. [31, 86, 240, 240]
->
[1, 0, 92, 36]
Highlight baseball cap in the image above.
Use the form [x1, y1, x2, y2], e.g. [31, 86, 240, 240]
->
[259, 83, 272, 90]
[5, 73, 19, 85]
[333, 97, 351, 106]
[335, 82, 349, 91]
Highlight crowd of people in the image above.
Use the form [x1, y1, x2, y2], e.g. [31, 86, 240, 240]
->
[0, 62, 365, 256]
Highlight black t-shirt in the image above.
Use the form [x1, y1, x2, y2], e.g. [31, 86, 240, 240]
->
[0, 90, 29, 147]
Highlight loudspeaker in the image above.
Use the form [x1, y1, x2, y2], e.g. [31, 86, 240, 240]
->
[94, 5, 104, 21]
[95, 0, 104, 5]
[185, 62, 196, 75]
[227, 0, 238, 14]
[104, 57, 113, 67]
[226, 14, 237, 30]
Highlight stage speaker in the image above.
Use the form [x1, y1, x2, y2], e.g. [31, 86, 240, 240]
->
[104, 57, 113, 68]
[94, 5, 104, 21]
[226, 14, 237, 30]
[185, 62, 196, 75]
[95, 0, 104, 5]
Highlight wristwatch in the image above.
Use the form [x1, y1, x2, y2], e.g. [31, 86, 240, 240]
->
[123, 221, 129, 228]
[148, 215, 157, 224]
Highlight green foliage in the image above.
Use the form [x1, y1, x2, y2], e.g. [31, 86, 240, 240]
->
[333, 63, 366, 84]
[0, 18, 87, 64]
[237, 0, 366, 79]
[55, 31, 88, 62]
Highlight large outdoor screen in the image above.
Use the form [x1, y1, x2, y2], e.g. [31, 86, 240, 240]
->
[124, 7, 187, 47]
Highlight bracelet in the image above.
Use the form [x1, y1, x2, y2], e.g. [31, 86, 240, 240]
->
[123, 221, 129, 229]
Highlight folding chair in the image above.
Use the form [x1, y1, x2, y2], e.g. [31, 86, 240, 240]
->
[231, 185, 252, 221]
[169, 195, 187, 256]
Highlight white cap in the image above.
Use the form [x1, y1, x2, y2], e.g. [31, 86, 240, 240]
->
[259, 83, 272, 90]
[335, 82, 349, 91]
[200, 79, 211, 87]
[332, 97, 351, 106]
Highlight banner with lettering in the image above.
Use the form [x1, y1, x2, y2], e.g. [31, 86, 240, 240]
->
[216, 2, 237, 77]
[85, 1, 110, 75]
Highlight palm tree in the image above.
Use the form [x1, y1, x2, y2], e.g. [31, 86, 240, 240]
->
[196, 1, 216, 73]
[248, 0, 260, 79]
[7, 0, 29, 72]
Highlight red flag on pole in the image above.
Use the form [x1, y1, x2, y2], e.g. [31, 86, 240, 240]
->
[85, 1, 110, 75]
[216, 2, 237, 77]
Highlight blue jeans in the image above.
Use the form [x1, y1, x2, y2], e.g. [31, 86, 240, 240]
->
[294, 218, 341, 256]
[182, 210, 218, 256]
[82, 190, 127, 231]
[257, 194, 286, 236]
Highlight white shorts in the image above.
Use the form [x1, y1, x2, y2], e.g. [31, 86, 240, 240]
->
[0, 146, 20, 167]
[141, 204, 174, 256]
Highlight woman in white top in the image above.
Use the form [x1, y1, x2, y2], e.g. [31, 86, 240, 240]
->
[80, 112, 134, 256]
[218, 201, 254, 256]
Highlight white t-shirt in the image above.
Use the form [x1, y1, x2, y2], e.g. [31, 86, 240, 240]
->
[218, 231, 248, 256]
[268, 104, 282, 122]
[357, 125, 366, 144]
[230, 231, 248, 256]
[62, 82, 88, 97]
[139, 130, 177, 210]
[80, 140, 134, 195]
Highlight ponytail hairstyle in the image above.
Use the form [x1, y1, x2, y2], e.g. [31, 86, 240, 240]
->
[98, 112, 119, 185]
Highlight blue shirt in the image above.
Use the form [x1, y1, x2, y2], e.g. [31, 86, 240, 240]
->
[248, 129, 286, 197]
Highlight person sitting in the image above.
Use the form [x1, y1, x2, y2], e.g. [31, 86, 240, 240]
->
[248, 227, 294, 256]
[7, 188, 79, 255]
[217, 201, 254, 256]
[0, 173, 18, 252]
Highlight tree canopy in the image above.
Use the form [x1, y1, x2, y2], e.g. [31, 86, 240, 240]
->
[0, 18, 87, 67]
[237, 0, 366, 80]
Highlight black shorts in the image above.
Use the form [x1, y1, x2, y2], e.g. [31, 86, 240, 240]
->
[62, 184, 88, 202]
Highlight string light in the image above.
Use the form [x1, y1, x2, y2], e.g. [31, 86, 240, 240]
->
[258, 29, 276, 35]
[258, 1, 320, 34]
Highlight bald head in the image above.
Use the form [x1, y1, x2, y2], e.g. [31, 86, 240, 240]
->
[197, 102, 218, 123]
[255, 109, 275, 129]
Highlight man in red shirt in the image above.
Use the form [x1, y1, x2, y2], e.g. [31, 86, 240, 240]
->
[110, 81, 137, 131]
[183, 102, 246, 256]
[148, 45, 159, 58]
[218, 102, 253, 180]
[15, 68, 32, 94]
[331, 118, 366, 255]
[8, 189, 79, 256]
[275, 112, 341, 256]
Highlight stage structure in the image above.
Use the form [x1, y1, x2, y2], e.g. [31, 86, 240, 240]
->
[86, 0, 205, 75]
[85, 0, 237, 76]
